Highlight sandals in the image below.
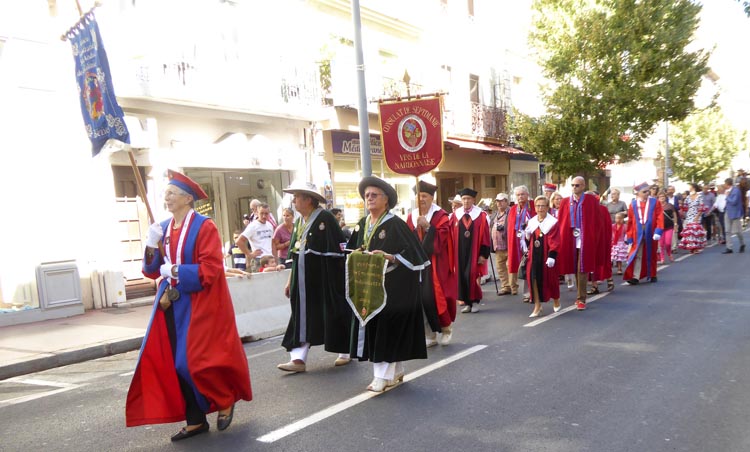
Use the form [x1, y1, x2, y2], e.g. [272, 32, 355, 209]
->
[586, 286, 600, 295]
[607, 279, 615, 292]
[522, 294, 531, 303]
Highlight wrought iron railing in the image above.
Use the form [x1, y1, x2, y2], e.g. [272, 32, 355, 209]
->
[470, 102, 507, 141]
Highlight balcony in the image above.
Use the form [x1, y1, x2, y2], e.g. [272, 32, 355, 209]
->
[470, 102, 507, 141]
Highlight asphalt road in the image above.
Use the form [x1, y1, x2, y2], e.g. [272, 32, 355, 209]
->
[2, 241, 749, 452]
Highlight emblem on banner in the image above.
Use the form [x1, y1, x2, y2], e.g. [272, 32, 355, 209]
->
[378, 230, 386, 240]
[398, 116, 428, 152]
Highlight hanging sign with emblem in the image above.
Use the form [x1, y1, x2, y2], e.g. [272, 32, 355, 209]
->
[379, 97, 444, 177]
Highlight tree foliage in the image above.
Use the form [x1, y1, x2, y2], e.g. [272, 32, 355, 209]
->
[515, 0, 710, 177]
[740, 0, 750, 17]
[667, 106, 746, 185]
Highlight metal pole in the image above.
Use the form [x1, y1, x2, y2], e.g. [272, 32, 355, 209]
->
[664, 121, 670, 187]
[352, 0, 372, 177]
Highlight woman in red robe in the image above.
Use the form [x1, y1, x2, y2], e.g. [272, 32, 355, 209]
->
[126, 170, 252, 441]
[524, 196, 561, 317]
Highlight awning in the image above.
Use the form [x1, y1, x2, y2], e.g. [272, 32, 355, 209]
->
[444, 138, 538, 161]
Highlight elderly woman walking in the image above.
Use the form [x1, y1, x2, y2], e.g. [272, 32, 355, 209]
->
[347, 176, 430, 392]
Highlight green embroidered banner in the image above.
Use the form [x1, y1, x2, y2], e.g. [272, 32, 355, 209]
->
[345, 251, 388, 326]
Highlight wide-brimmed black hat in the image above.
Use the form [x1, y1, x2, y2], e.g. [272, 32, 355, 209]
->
[358, 176, 398, 209]
[413, 180, 438, 196]
[458, 187, 478, 198]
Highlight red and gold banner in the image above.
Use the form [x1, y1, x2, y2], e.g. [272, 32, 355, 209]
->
[378, 97, 444, 177]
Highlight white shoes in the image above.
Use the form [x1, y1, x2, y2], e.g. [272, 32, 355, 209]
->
[440, 325, 452, 345]
[426, 332, 438, 348]
[461, 305, 472, 313]
[553, 303, 562, 313]
[529, 307, 543, 318]
[471, 305, 480, 313]
[367, 377, 387, 392]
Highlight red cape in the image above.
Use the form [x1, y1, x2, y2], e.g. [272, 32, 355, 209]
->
[624, 198, 664, 280]
[126, 217, 252, 427]
[507, 202, 536, 272]
[407, 209, 457, 326]
[592, 204, 613, 281]
[454, 208, 491, 301]
[524, 217, 560, 302]
[557, 194, 603, 275]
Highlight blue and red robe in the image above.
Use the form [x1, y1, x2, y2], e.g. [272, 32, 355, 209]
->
[126, 213, 252, 427]
[624, 197, 664, 280]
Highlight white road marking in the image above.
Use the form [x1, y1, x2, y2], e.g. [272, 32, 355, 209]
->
[247, 348, 283, 359]
[256, 345, 487, 443]
[119, 371, 135, 377]
[0, 378, 82, 408]
[524, 291, 608, 327]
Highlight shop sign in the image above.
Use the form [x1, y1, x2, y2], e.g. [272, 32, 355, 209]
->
[331, 130, 382, 157]
[379, 97, 444, 177]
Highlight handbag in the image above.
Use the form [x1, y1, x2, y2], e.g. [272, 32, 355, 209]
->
[518, 251, 528, 275]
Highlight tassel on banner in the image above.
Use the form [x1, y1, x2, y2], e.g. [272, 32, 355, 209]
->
[60, 1, 103, 42]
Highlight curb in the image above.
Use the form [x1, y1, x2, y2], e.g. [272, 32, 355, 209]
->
[0, 336, 144, 381]
[0, 328, 284, 381]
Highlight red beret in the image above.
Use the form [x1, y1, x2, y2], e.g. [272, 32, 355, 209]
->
[543, 183, 556, 192]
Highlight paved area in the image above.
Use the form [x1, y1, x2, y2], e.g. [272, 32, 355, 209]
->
[0, 303, 152, 380]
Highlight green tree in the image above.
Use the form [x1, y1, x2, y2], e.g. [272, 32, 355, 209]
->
[667, 106, 746, 184]
[515, 0, 710, 177]
[739, 0, 750, 17]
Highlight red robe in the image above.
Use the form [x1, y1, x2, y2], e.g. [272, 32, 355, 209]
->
[592, 204, 614, 281]
[524, 215, 560, 302]
[557, 194, 602, 275]
[624, 197, 664, 280]
[126, 214, 252, 427]
[507, 202, 536, 273]
[454, 206, 491, 301]
[407, 206, 457, 327]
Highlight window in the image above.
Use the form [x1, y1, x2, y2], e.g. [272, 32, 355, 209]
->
[484, 175, 497, 189]
[469, 74, 479, 103]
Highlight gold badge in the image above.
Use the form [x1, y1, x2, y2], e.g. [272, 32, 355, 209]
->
[319, 222, 325, 230]
[295, 241, 301, 248]
[378, 230, 386, 239]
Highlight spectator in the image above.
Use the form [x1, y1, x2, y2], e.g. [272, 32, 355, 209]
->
[330, 207, 352, 240]
[714, 184, 727, 245]
[272, 208, 295, 267]
[258, 255, 286, 272]
[237, 203, 274, 272]
[702, 184, 716, 242]
[611, 212, 628, 275]
[722, 177, 746, 254]
[225, 230, 246, 270]
[606, 188, 628, 224]
[492, 193, 512, 295]
[657, 190, 676, 263]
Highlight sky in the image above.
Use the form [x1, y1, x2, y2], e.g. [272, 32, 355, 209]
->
[695, 0, 750, 133]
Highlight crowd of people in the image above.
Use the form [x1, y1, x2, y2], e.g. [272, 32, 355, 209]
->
[130, 169, 749, 442]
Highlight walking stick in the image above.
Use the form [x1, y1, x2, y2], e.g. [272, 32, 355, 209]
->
[488, 252, 499, 293]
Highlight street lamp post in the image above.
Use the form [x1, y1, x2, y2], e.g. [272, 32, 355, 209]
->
[352, 0, 372, 177]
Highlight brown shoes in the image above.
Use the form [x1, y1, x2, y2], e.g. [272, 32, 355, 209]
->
[277, 360, 306, 373]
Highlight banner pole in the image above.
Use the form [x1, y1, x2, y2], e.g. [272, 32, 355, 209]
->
[128, 150, 166, 258]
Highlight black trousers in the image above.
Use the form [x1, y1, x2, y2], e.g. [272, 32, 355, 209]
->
[164, 305, 207, 426]
[702, 214, 715, 241]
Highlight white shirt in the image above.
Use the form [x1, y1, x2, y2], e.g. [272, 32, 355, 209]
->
[241, 220, 274, 257]
[715, 193, 727, 213]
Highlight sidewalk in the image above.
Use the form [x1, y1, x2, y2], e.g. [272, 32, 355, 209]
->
[0, 302, 153, 381]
